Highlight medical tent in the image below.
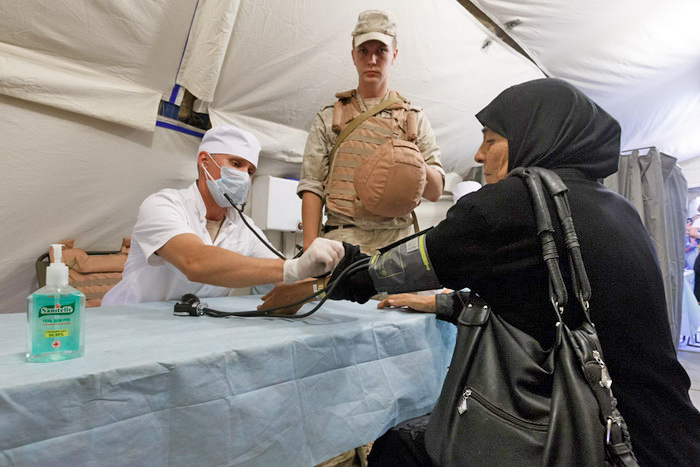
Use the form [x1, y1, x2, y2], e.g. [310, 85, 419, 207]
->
[2, 0, 700, 340]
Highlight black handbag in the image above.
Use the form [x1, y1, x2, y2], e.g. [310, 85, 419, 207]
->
[424, 167, 638, 466]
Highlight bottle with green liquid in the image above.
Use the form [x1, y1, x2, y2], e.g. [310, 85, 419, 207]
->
[27, 244, 86, 362]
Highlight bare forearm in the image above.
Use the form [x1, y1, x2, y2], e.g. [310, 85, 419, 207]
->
[158, 234, 285, 288]
[422, 166, 444, 202]
[184, 246, 285, 287]
[301, 191, 323, 250]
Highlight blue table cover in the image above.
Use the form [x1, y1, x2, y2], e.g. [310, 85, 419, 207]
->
[0, 296, 455, 466]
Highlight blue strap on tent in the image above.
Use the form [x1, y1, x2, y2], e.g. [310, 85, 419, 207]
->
[168, 84, 181, 104]
[156, 119, 205, 138]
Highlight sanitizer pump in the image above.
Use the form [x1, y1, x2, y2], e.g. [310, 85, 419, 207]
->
[27, 244, 86, 362]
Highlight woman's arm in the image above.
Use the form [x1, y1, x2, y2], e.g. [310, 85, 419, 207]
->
[376, 290, 470, 325]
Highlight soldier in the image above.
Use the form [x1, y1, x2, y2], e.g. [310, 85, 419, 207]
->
[297, 9, 445, 255]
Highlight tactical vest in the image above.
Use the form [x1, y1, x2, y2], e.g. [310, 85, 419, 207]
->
[324, 89, 418, 222]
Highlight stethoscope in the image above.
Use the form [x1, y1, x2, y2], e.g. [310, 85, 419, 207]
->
[173, 177, 368, 319]
[173, 256, 370, 319]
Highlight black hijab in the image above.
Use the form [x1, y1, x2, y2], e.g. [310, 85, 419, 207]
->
[476, 78, 621, 180]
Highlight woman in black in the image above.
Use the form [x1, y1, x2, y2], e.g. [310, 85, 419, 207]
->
[330, 78, 700, 465]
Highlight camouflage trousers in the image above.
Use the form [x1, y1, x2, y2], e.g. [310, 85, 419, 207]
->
[316, 442, 373, 467]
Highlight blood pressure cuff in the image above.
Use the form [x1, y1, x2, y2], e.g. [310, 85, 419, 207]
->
[369, 233, 442, 294]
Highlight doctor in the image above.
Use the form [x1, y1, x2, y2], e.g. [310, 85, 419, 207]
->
[103, 125, 343, 306]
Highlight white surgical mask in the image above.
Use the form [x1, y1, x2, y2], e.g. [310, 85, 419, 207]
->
[201, 154, 251, 207]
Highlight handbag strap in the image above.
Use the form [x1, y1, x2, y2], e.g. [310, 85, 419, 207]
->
[530, 167, 591, 307]
[511, 167, 639, 466]
[509, 167, 591, 316]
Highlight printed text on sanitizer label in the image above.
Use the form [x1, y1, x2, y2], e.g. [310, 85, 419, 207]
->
[45, 329, 69, 338]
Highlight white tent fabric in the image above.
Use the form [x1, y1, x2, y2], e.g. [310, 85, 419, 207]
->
[0, 41, 161, 132]
[0, 0, 198, 130]
[176, 0, 242, 102]
[680, 158, 700, 189]
[207, 0, 544, 173]
[471, 0, 700, 162]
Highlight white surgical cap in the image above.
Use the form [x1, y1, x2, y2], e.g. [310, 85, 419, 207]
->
[199, 125, 261, 168]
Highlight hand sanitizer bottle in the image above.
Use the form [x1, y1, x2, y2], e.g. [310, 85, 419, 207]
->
[27, 244, 86, 362]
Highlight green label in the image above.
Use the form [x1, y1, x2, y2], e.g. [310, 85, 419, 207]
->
[31, 294, 82, 355]
[39, 302, 76, 317]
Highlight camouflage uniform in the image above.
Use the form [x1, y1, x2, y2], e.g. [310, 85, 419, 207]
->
[297, 90, 444, 255]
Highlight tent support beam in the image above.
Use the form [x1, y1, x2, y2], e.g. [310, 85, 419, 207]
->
[456, 0, 545, 75]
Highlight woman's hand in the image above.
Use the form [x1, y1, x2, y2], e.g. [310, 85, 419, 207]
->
[257, 280, 315, 315]
[376, 293, 437, 313]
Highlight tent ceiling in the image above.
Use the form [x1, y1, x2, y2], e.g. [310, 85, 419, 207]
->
[0, 0, 195, 94]
[207, 0, 700, 174]
[469, 0, 700, 162]
[0, 0, 698, 167]
[208, 0, 544, 175]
